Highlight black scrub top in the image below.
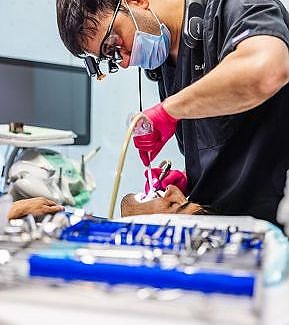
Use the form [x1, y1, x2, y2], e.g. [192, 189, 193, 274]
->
[158, 0, 289, 225]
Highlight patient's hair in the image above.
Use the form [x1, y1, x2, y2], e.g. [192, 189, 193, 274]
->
[56, 0, 128, 57]
[120, 193, 136, 217]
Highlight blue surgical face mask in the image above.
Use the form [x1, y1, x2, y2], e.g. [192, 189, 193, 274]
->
[126, 4, 171, 70]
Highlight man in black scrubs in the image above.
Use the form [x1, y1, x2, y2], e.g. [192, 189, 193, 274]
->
[56, 0, 289, 227]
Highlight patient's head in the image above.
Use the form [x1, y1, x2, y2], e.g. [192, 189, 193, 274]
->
[121, 185, 204, 217]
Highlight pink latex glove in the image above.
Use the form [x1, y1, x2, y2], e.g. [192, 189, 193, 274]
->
[133, 102, 178, 166]
[144, 167, 187, 195]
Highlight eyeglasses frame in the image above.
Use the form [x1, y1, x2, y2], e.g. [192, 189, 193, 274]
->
[99, 0, 122, 60]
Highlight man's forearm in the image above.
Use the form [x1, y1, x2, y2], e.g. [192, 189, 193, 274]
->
[164, 36, 289, 119]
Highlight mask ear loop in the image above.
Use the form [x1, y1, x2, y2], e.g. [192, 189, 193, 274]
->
[124, 1, 162, 33]
[124, 0, 140, 31]
[148, 7, 163, 30]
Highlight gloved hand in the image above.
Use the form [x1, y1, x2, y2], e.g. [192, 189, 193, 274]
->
[133, 102, 178, 166]
[144, 167, 187, 195]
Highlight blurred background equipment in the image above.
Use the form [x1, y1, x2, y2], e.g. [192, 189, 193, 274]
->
[0, 57, 91, 145]
[8, 148, 96, 207]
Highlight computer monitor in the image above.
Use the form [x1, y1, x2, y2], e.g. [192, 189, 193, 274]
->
[0, 57, 91, 145]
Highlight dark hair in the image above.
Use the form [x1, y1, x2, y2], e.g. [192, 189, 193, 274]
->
[56, 0, 121, 57]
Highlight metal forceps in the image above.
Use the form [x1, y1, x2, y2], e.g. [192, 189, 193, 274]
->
[153, 160, 172, 197]
[158, 160, 172, 182]
[145, 160, 172, 199]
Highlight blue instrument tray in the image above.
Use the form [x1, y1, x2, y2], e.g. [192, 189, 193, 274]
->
[60, 219, 263, 252]
[28, 219, 264, 297]
[29, 249, 255, 296]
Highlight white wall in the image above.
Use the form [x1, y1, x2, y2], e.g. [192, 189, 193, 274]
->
[0, 0, 183, 217]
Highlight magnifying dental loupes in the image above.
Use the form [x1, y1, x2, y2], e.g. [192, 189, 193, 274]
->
[84, 47, 123, 80]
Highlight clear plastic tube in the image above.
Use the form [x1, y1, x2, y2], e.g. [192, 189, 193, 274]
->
[133, 116, 154, 193]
